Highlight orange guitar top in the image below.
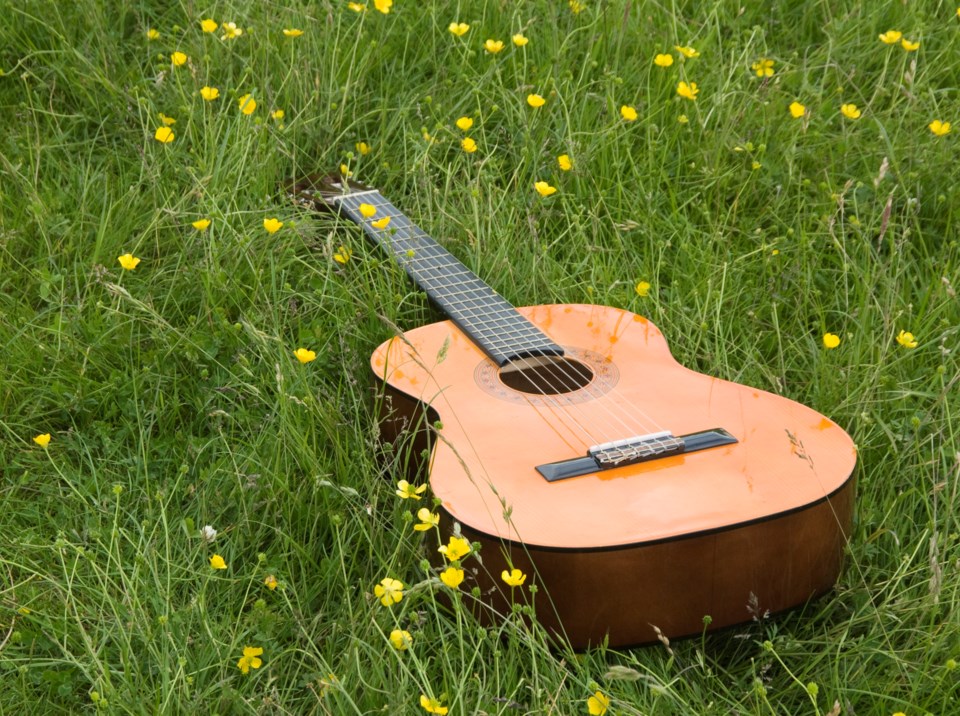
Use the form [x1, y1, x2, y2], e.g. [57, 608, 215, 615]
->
[372, 303, 857, 551]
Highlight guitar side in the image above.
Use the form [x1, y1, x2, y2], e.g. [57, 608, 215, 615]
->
[371, 303, 856, 647]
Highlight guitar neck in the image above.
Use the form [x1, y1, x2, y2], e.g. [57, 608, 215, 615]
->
[330, 189, 563, 367]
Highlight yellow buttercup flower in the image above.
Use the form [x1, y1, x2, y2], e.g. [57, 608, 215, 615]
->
[359, 203, 377, 217]
[373, 577, 403, 606]
[878, 30, 902, 45]
[678, 114, 689, 124]
[271, 109, 285, 120]
[654, 53, 674, 67]
[527, 93, 546, 108]
[534, 181, 557, 197]
[455, 116, 473, 131]
[33, 433, 51, 447]
[440, 567, 464, 589]
[238, 94, 257, 115]
[675, 45, 699, 58]
[264, 575, 278, 590]
[356, 141, 371, 155]
[200, 86, 220, 101]
[283, 28, 304, 37]
[118, 253, 141, 270]
[461, 137, 477, 153]
[484, 39, 505, 54]
[620, 105, 638, 121]
[171, 51, 187, 66]
[420, 695, 448, 715]
[396, 479, 426, 499]
[374, 0, 393, 13]
[263, 217, 283, 233]
[896, 330, 918, 349]
[192, 219, 211, 231]
[677, 81, 698, 100]
[348, 2, 366, 11]
[389, 629, 412, 650]
[841, 103, 861, 120]
[789, 101, 806, 118]
[154, 126, 174, 143]
[635, 281, 651, 297]
[823, 333, 840, 349]
[448, 22, 469, 37]
[569, 0, 586, 13]
[438, 535, 471, 561]
[333, 245, 352, 264]
[512, 33, 528, 47]
[236, 646, 263, 674]
[147, 28, 159, 40]
[201, 19, 218, 33]
[340, 163, 353, 178]
[372, 216, 391, 229]
[209, 554, 227, 570]
[929, 119, 951, 136]
[501, 568, 526, 586]
[558, 154, 572, 171]
[294, 348, 316, 364]
[901, 38, 919, 51]
[751, 58, 775, 77]
[159, 112, 176, 126]
[221, 22, 243, 40]
[414, 507, 439, 531]
[587, 691, 610, 715]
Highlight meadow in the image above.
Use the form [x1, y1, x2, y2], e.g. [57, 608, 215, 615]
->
[1, 0, 958, 713]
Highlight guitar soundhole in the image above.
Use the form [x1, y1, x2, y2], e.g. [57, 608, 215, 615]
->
[498, 357, 594, 395]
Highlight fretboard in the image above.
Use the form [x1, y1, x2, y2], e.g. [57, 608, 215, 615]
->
[329, 189, 563, 366]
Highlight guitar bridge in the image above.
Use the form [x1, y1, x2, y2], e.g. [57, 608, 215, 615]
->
[536, 428, 737, 482]
[588, 431, 685, 466]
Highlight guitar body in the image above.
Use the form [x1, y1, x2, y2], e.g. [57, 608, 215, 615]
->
[372, 303, 856, 648]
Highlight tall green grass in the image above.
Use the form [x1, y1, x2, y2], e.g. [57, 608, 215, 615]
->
[1, 0, 957, 713]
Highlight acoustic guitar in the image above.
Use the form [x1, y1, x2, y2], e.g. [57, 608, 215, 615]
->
[290, 173, 857, 648]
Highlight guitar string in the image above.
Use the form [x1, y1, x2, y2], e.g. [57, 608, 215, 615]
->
[360, 191, 672, 445]
[396, 250, 620, 448]
[380, 198, 669, 448]
[335, 190, 665, 449]
[318, 187, 667, 450]
[307, 186, 630, 448]
[348, 190, 616, 449]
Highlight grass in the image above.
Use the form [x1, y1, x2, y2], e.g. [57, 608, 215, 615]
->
[1, 0, 958, 713]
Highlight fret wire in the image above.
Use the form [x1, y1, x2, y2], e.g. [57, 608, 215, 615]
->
[438, 293, 518, 318]
[412, 275, 505, 303]
[415, 277, 546, 330]
[408, 263, 511, 302]
[443, 306, 551, 341]
[414, 276, 497, 299]
[443, 298, 529, 320]
[457, 316, 547, 338]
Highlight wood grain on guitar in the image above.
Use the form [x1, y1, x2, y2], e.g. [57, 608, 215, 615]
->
[290, 173, 857, 648]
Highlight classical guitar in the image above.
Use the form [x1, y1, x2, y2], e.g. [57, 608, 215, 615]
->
[290, 174, 857, 648]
